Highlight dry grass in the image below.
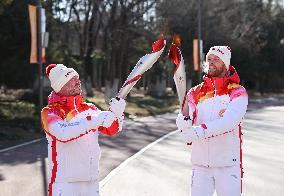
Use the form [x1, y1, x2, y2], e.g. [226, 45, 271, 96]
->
[86, 89, 179, 119]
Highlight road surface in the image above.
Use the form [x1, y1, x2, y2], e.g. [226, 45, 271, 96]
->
[1, 99, 284, 196]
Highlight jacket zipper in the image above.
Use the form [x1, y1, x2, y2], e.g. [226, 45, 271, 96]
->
[74, 97, 79, 114]
[207, 80, 216, 167]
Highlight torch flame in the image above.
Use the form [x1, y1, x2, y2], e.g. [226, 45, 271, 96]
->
[172, 34, 181, 47]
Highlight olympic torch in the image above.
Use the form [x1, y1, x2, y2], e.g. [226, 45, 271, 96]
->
[117, 38, 166, 99]
[168, 34, 190, 118]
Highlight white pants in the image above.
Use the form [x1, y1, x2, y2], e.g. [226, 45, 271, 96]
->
[51, 180, 99, 196]
[191, 165, 241, 196]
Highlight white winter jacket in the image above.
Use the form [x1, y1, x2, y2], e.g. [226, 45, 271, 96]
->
[41, 92, 122, 186]
[187, 66, 248, 168]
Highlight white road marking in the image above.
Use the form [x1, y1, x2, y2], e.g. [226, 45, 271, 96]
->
[0, 138, 44, 153]
[99, 129, 179, 189]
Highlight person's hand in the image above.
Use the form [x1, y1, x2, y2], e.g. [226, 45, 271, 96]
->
[100, 111, 117, 128]
[88, 111, 117, 130]
[109, 97, 126, 117]
[176, 113, 206, 143]
[182, 125, 206, 143]
[176, 113, 192, 131]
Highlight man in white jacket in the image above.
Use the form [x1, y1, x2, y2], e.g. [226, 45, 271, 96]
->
[41, 64, 126, 196]
[176, 46, 248, 196]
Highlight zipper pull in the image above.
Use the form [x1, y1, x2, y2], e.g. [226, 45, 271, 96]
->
[214, 80, 216, 96]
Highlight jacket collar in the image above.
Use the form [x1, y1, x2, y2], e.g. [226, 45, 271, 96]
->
[202, 65, 240, 91]
[48, 91, 83, 109]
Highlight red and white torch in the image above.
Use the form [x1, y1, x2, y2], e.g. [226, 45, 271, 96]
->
[117, 38, 166, 99]
[168, 34, 189, 118]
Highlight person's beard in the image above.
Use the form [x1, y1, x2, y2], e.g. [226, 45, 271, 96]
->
[207, 65, 225, 77]
[68, 85, 81, 96]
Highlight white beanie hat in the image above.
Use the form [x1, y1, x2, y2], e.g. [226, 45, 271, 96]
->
[206, 46, 231, 70]
[45, 64, 79, 93]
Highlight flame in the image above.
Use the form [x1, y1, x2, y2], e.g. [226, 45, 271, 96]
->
[172, 34, 181, 47]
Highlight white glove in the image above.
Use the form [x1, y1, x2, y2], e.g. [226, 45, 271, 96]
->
[182, 125, 206, 143]
[88, 111, 117, 129]
[100, 111, 117, 128]
[176, 113, 206, 143]
[109, 97, 126, 117]
[176, 113, 192, 131]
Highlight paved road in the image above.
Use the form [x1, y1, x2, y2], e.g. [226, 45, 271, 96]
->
[0, 113, 177, 196]
[1, 100, 284, 196]
[100, 105, 284, 196]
